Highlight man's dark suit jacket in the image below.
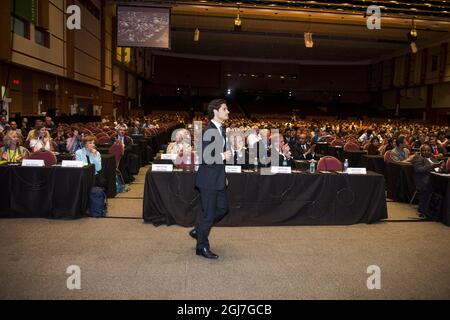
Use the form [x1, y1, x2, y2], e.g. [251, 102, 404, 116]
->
[111, 134, 133, 146]
[411, 155, 439, 190]
[195, 122, 226, 191]
[269, 147, 294, 168]
[430, 145, 445, 155]
[229, 148, 250, 169]
[292, 142, 313, 160]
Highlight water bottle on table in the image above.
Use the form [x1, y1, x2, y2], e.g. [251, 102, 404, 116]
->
[343, 159, 349, 173]
[253, 157, 259, 172]
[309, 160, 315, 173]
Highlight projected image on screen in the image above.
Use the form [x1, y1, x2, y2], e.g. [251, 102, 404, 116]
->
[117, 6, 170, 48]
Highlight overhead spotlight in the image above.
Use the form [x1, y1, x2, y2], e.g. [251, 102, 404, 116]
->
[407, 28, 418, 42]
[234, 12, 242, 31]
[194, 28, 200, 42]
[407, 19, 418, 53]
[304, 32, 313, 48]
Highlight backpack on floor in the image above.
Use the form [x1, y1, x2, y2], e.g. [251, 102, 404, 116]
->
[88, 187, 107, 218]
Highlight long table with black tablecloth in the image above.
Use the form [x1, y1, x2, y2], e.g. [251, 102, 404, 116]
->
[56, 153, 117, 198]
[143, 169, 388, 226]
[385, 161, 416, 202]
[429, 173, 450, 226]
[0, 164, 95, 218]
[359, 155, 385, 177]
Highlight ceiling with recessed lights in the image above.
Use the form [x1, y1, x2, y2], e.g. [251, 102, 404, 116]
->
[112, 0, 450, 62]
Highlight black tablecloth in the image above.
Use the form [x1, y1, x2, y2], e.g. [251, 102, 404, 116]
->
[429, 173, 450, 226]
[0, 164, 95, 218]
[99, 154, 117, 198]
[324, 145, 343, 160]
[342, 150, 366, 167]
[315, 142, 329, 155]
[143, 170, 388, 226]
[386, 162, 416, 202]
[359, 155, 386, 176]
[56, 153, 117, 198]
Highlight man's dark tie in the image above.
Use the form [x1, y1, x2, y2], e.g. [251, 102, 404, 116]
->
[233, 151, 238, 164]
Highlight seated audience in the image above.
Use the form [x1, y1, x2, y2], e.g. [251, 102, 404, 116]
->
[228, 133, 249, 168]
[1, 130, 29, 163]
[269, 133, 293, 167]
[44, 116, 55, 132]
[53, 125, 67, 153]
[292, 133, 316, 160]
[387, 135, 410, 162]
[75, 135, 102, 174]
[29, 126, 53, 152]
[428, 135, 445, 157]
[411, 144, 446, 219]
[66, 127, 83, 154]
[167, 128, 191, 155]
[367, 137, 381, 155]
[112, 125, 133, 146]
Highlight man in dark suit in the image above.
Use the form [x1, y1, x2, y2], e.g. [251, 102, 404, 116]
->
[227, 132, 250, 169]
[292, 133, 316, 160]
[111, 125, 134, 146]
[269, 133, 294, 167]
[411, 144, 445, 218]
[190, 99, 231, 259]
[428, 136, 445, 157]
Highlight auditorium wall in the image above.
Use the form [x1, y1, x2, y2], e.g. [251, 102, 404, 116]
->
[376, 41, 450, 121]
[0, 1, 144, 118]
[146, 55, 371, 104]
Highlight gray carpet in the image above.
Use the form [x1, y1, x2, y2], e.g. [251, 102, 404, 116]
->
[0, 166, 449, 299]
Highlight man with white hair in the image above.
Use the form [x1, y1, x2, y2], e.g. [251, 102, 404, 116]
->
[112, 124, 133, 146]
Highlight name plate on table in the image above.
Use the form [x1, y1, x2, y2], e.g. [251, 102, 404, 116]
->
[22, 159, 45, 167]
[152, 164, 173, 172]
[225, 165, 242, 173]
[161, 154, 177, 160]
[346, 168, 367, 175]
[271, 166, 292, 174]
[62, 160, 84, 168]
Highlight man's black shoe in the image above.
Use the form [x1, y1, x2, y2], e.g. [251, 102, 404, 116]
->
[189, 229, 197, 239]
[196, 248, 219, 259]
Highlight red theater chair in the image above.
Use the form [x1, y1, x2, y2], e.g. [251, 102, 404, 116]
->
[343, 142, 359, 152]
[317, 156, 342, 172]
[27, 151, 57, 166]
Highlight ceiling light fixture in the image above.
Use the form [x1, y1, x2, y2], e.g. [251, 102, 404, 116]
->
[234, 7, 242, 31]
[304, 14, 313, 48]
[407, 18, 418, 53]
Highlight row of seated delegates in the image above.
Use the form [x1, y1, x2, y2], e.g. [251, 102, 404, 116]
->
[111, 125, 133, 146]
[0, 115, 7, 133]
[386, 135, 411, 162]
[0, 130, 30, 163]
[27, 126, 53, 153]
[288, 132, 317, 160]
[74, 134, 108, 189]
[75, 134, 102, 175]
[52, 125, 83, 154]
[166, 128, 192, 164]
[411, 144, 448, 220]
